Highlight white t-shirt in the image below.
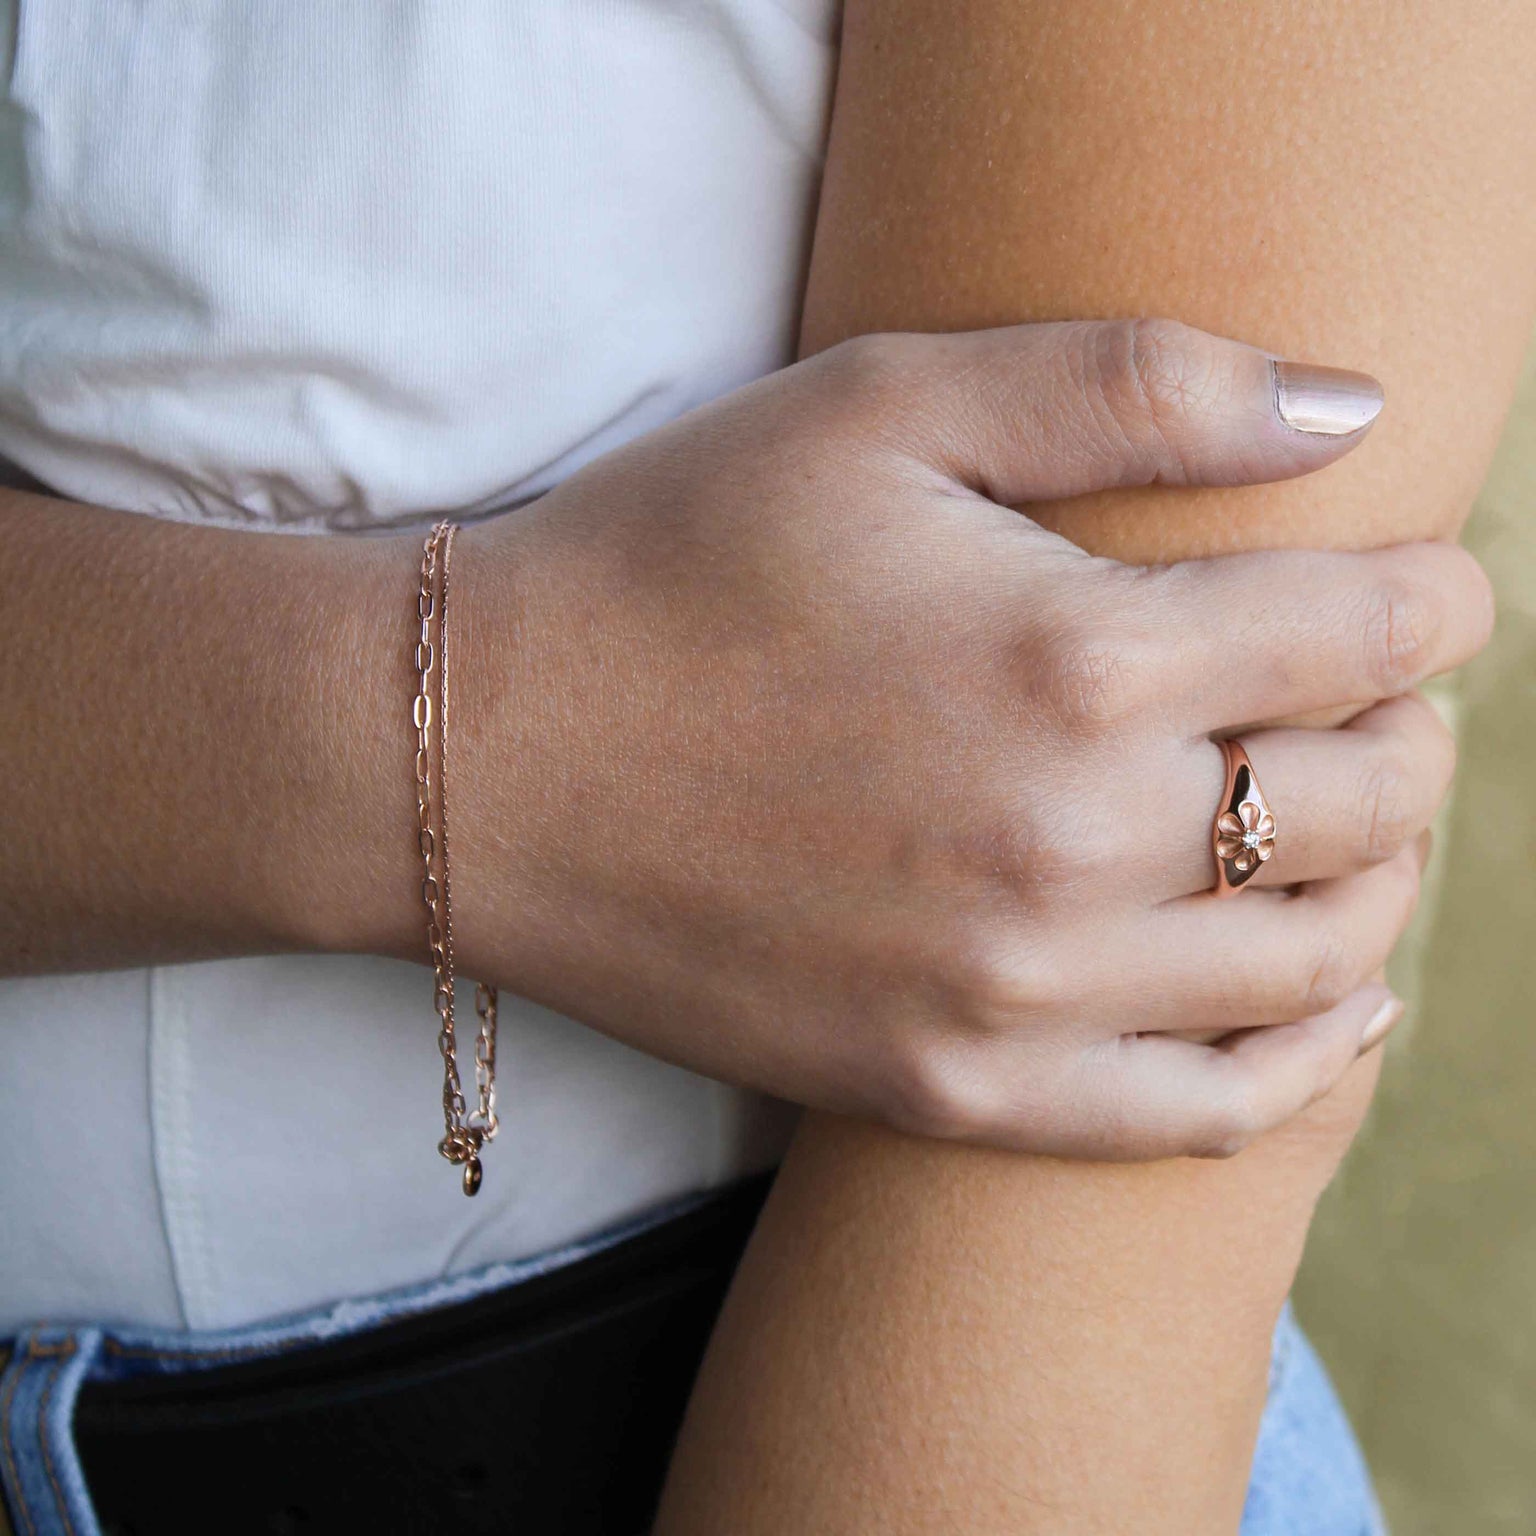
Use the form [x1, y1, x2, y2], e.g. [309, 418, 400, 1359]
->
[0, 0, 838, 1332]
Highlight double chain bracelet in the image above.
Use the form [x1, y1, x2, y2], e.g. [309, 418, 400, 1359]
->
[413, 521, 499, 1196]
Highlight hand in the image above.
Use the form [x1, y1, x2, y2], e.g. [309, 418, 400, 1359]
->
[435, 318, 1490, 1160]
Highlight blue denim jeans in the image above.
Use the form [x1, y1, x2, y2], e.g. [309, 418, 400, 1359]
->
[0, 1189, 1386, 1536]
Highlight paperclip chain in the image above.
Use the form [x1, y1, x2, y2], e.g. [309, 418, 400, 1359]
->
[413, 521, 499, 1196]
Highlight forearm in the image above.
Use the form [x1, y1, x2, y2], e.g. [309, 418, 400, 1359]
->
[1, 490, 418, 973]
[658, 1093, 1373, 1535]
[801, 0, 1536, 562]
[659, 3, 1536, 1531]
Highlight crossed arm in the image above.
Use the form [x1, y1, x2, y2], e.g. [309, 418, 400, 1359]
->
[655, 3, 1536, 1530]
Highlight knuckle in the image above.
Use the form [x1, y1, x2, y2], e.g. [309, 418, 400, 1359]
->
[1124, 316, 1208, 417]
[1034, 621, 1159, 733]
[1387, 845, 1426, 922]
[1362, 578, 1436, 694]
[974, 800, 1102, 901]
[878, 1032, 994, 1142]
[1468, 555, 1498, 651]
[1358, 755, 1417, 864]
[1422, 704, 1460, 796]
[820, 331, 918, 410]
[944, 928, 1063, 1029]
[1030, 830, 1107, 900]
[1299, 927, 1355, 1017]
[1194, 1088, 1262, 1160]
[1401, 686, 1458, 747]
[1085, 317, 1216, 480]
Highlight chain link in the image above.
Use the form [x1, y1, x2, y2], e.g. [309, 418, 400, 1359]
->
[414, 522, 499, 1196]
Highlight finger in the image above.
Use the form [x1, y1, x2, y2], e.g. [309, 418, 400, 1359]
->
[1052, 982, 1403, 1162]
[833, 316, 1383, 506]
[1092, 840, 1424, 1036]
[1137, 540, 1495, 729]
[1150, 692, 1456, 899]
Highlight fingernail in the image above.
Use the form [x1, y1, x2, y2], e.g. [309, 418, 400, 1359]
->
[1271, 360, 1385, 436]
[1358, 995, 1405, 1056]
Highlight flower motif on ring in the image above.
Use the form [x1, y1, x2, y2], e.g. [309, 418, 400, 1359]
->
[1216, 800, 1276, 873]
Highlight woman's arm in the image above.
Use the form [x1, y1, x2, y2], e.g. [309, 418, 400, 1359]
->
[800, 0, 1536, 563]
[655, 4, 1536, 1531]
[12, 352, 1466, 1168]
[1, 491, 421, 972]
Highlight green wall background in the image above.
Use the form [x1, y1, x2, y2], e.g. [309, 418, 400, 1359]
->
[1298, 324, 1536, 1534]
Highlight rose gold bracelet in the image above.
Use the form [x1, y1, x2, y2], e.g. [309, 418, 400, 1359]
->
[413, 521, 499, 1196]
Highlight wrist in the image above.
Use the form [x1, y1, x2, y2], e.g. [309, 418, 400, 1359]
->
[269, 527, 427, 964]
[285, 513, 556, 989]
[428, 510, 559, 994]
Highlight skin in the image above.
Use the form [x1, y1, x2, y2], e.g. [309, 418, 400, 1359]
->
[0, 3, 1524, 1524]
[654, 2, 1536, 1532]
[2, 328, 1480, 1160]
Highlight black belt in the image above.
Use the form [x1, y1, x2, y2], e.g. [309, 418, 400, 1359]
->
[72, 1174, 774, 1536]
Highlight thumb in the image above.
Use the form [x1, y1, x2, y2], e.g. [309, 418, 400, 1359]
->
[853, 316, 1384, 506]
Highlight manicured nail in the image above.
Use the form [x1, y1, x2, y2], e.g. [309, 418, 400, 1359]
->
[1358, 996, 1405, 1056]
[1271, 360, 1384, 436]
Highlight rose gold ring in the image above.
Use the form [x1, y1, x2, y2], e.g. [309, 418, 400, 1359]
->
[1212, 738, 1277, 897]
